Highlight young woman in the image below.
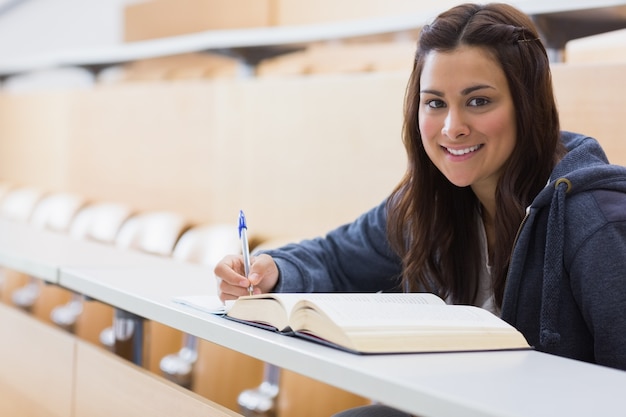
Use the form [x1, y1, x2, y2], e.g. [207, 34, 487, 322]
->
[215, 1, 626, 387]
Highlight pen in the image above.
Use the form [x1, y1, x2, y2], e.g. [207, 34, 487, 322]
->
[238, 210, 253, 296]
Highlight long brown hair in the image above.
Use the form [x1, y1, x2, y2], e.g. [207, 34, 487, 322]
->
[387, 3, 564, 307]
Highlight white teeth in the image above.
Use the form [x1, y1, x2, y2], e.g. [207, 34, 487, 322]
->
[446, 144, 481, 156]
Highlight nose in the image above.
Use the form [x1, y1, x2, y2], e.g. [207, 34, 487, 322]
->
[441, 109, 469, 139]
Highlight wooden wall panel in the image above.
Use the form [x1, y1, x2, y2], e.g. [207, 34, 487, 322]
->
[278, 369, 371, 416]
[0, 92, 72, 192]
[0, 303, 74, 417]
[66, 82, 229, 225]
[565, 29, 626, 64]
[192, 340, 265, 411]
[74, 340, 242, 417]
[233, 74, 407, 239]
[552, 63, 626, 166]
[274, 0, 459, 25]
[0, 379, 58, 417]
[64, 74, 407, 240]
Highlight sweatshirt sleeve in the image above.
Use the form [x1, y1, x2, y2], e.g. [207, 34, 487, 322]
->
[569, 200, 626, 370]
[259, 200, 403, 293]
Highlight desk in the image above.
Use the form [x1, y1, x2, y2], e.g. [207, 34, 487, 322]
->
[59, 266, 626, 417]
[1, 221, 626, 417]
[0, 218, 179, 283]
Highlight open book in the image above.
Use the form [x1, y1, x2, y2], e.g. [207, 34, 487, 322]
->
[174, 292, 530, 354]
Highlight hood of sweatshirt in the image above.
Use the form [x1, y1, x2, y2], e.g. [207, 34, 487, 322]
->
[504, 131, 626, 348]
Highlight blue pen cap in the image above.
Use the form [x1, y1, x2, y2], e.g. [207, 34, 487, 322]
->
[238, 210, 247, 238]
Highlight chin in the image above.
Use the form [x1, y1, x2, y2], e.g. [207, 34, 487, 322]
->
[445, 177, 473, 188]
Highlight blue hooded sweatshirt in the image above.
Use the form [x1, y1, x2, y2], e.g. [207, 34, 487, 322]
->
[265, 131, 626, 371]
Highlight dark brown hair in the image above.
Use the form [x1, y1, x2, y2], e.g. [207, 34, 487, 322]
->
[387, 3, 564, 307]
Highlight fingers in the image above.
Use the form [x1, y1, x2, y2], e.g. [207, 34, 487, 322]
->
[214, 254, 280, 302]
[219, 278, 252, 301]
[248, 254, 279, 293]
[214, 254, 248, 301]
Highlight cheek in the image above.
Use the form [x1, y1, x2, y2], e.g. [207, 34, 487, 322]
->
[485, 109, 517, 152]
[485, 112, 513, 136]
[418, 111, 439, 143]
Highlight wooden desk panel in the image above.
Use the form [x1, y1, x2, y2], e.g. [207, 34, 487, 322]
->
[74, 340, 242, 417]
[0, 303, 74, 417]
[0, 379, 57, 417]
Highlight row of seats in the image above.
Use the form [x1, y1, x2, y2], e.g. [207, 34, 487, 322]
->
[5, 23, 625, 93]
[0, 183, 370, 416]
[0, 40, 414, 92]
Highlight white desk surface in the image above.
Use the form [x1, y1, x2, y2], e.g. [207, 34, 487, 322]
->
[0, 219, 179, 283]
[0, 0, 624, 75]
[59, 265, 626, 417]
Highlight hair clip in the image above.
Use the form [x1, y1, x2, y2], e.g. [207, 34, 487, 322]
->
[518, 37, 540, 43]
[514, 27, 540, 44]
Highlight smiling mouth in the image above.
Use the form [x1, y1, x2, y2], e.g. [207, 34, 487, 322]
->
[443, 144, 483, 156]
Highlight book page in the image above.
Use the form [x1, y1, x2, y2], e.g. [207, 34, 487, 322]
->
[232, 293, 448, 332]
[297, 298, 512, 330]
[173, 292, 445, 317]
[287, 293, 445, 306]
[263, 293, 444, 319]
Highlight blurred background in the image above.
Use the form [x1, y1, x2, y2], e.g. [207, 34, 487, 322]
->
[0, 1, 625, 417]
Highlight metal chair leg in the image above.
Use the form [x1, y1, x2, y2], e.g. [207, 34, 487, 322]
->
[107, 309, 145, 366]
[237, 363, 280, 417]
[160, 333, 198, 388]
[11, 277, 39, 312]
[50, 293, 84, 332]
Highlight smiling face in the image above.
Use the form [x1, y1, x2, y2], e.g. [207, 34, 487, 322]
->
[418, 45, 516, 204]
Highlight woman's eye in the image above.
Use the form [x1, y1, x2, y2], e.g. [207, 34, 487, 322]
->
[426, 99, 445, 109]
[468, 97, 490, 107]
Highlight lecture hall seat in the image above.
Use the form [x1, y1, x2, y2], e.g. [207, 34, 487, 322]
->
[108, 52, 245, 82]
[0, 185, 43, 222]
[255, 42, 415, 77]
[0, 182, 12, 203]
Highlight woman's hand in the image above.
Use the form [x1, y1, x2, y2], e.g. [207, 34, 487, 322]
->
[214, 253, 279, 302]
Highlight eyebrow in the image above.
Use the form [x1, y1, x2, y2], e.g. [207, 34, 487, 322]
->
[420, 84, 495, 96]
